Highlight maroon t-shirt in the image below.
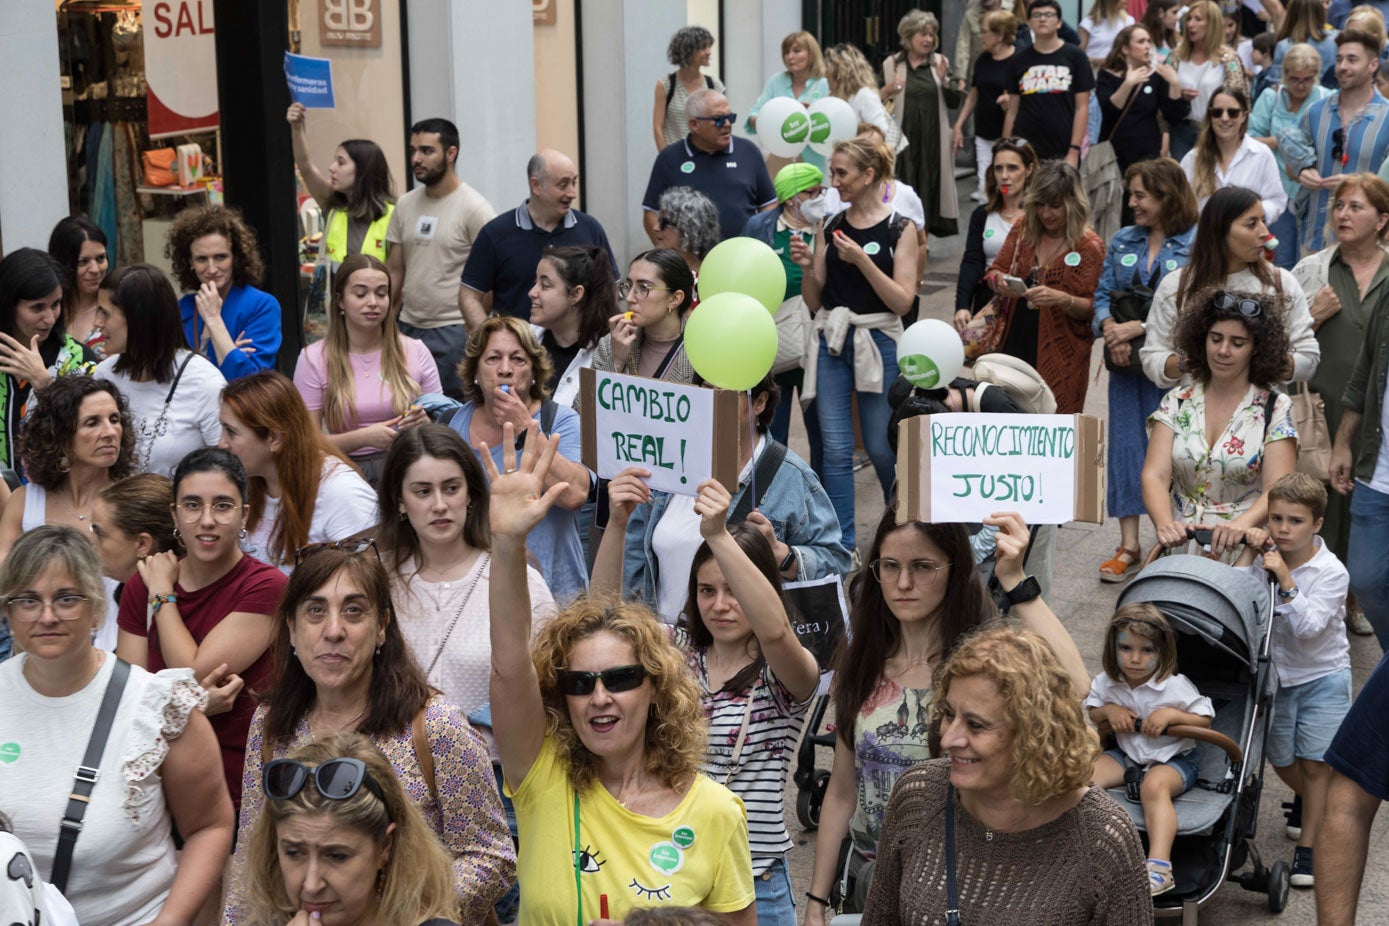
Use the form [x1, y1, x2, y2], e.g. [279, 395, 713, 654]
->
[118, 554, 286, 806]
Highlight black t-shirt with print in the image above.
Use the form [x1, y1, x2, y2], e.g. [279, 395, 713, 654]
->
[1007, 42, 1095, 159]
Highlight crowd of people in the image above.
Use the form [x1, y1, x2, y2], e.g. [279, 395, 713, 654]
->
[5, 4, 1389, 926]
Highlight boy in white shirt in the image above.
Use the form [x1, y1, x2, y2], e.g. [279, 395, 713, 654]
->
[1235, 472, 1352, 891]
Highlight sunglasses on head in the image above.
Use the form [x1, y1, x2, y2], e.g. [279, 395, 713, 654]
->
[693, 113, 737, 128]
[294, 537, 380, 565]
[264, 757, 388, 808]
[992, 137, 1029, 153]
[557, 664, 647, 696]
[1212, 292, 1263, 317]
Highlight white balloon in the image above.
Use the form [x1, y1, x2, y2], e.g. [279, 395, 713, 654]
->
[806, 96, 860, 157]
[755, 97, 812, 158]
[897, 319, 965, 389]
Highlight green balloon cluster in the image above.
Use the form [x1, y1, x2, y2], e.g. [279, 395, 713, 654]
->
[685, 239, 787, 391]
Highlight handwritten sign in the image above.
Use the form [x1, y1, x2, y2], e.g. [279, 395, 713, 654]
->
[579, 368, 739, 497]
[284, 53, 336, 109]
[897, 413, 1105, 525]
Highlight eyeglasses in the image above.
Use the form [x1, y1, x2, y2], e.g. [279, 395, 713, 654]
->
[1208, 107, 1244, 119]
[617, 279, 672, 300]
[1212, 292, 1263, 317]
[1333, 127, 1348, 166]
[263, 757, 388, 808]
[692, 113, 737, 128]
[174, 499, 242, 523]
[1283, 75, 1316, 87]
[294, 537, 379, 565]
[557, 664, 648, 696]
[4, 594, 89, 622]
[1030, 10, 1059, 19]
[870, 559, 952, 583]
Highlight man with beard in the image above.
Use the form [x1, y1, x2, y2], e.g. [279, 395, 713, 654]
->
[459, 149, 616, 328]
[386, 117, 496, 399]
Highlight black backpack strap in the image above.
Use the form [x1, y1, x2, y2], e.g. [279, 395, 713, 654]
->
[51, 658, 131, 894]
[730, 440, 788, 523]
[1261, 388, 1280, 440]
[665, 71, 678, 107]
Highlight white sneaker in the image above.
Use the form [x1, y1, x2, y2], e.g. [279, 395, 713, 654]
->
[969, 190, 986, 203]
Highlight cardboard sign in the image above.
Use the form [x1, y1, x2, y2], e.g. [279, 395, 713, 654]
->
[896, 413, 1105, 525]
[319, 0, 383, 47]
[143, 1, 219, 137]
[579, 368, 739, 497]
[284, 53, 337, 109]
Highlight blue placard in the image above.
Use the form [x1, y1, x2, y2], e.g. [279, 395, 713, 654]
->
[284, 52, 336, 109]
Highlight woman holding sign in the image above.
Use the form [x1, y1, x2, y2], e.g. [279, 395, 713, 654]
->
[594, 472, 819, 926]
[802, 507, 1089, 922]
[449, 315, 592, 603]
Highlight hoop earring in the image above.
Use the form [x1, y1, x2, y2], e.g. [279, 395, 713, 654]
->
[58, 456, 71, 473]
[172, 528, 181, 540]
[238, 529, 248, 540]
[399, 510, 408, 521]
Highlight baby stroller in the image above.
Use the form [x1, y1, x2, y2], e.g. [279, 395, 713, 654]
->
[1114, 554, 1289, 921]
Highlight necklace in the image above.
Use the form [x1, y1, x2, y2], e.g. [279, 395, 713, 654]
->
[980, 803, 1036, 842]
[64, 488, 94, 523]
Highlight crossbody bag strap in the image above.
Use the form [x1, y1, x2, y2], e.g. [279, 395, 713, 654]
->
[164, 352, 195, 405]
[1104, 77, 1142, 143]
[721, 686, 758, 785]
[411, 706, 438, 804]
[651, 334, 685, 381]
[945, 782, 961, 925]
[51, 657, 131, 895]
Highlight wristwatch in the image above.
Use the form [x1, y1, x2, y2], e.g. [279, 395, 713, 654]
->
[779, 548, 797, 573]
[1277, 585, 1300, 601]
[1004, 575, 1042, 607]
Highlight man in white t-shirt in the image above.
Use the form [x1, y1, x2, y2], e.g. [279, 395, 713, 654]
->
[386, 117, 496, 400]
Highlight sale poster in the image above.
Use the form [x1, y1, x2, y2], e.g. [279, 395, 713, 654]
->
[143, 0, 219, 138]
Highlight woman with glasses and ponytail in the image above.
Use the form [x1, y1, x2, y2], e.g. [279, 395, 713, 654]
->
[1142, 287, 1299, 559]
[593, 249, 697, 384]
[245, 734, 462, 926]
[115, 448, 285, 810]
[221, 544, 514, 926]
[486, 428, 757, 924]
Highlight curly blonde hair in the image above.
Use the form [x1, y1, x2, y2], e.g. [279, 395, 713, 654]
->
[932, 628, 1098, 805]
[244, 734, 458, 926]
[531, 595, 707, 795]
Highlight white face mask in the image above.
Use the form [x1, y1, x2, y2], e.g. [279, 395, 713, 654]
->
[796, 192, 828, 225]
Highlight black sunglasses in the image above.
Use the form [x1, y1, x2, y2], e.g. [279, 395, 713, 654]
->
[294, 537, 379, 565]
[1208, 107, 1244, 119]
[557, 664, 647, 696]
[1212, 292, 1263, 317]
[264, 757, 388, 807]
[692, 113, 737, 128]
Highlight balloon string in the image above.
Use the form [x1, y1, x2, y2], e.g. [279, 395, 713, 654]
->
[747, 388, 757, 513]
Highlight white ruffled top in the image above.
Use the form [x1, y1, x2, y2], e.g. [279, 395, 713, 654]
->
[0, 653, 206, 926]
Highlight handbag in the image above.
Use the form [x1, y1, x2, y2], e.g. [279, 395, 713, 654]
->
[1082, 78, 1140, 245]
[140, 148, 176, 187]
[1287, 381, 1332, 482]
[1102, 264, 1160, 373]
[772, 295, 810, 375]
[961, 298, 1006, 362]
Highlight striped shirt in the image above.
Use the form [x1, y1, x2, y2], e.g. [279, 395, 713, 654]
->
[1283, 89, 1389, 252]
[685, 646, 814, 874]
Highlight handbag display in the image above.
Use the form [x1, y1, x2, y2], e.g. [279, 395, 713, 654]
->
[1102, 264, 1160, 373]
[1287, 381, 1332, 482]
[140, 148, 176, 187]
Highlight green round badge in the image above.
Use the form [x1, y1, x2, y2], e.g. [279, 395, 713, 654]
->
[0, 743, 18, 764]
[983, 228, 995, 239]
[1063, 251, 1081, 267]
[808, 111, 832, 144]
[898, 354, 941, 389]
[863, 241, 882, 256]
[680, 161, 695, 174]
[650, 842, 684, 875]
[781, 111, 810, 145]
[1121, 253, 1138, 267]
[672, 826, 696, 849]
[1166, 259, 1178, 271]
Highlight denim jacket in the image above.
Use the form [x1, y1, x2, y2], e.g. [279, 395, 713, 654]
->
[740, 208, 780, 248]
[1092, 224, 1196, 337]
[622, 441, 850, 606]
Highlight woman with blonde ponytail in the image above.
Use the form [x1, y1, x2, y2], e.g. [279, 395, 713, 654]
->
[293, 254, 441, 487]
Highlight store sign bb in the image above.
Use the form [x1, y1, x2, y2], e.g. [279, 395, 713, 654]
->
[320, 0, 382, 47]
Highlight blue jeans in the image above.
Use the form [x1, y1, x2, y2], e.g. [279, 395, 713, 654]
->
[1268, 209, 1301, 270]
[754, 855, 797, 926]
[1348, 482, 1389, 650]
[771, 368, 822, 473]
[814, 329, 898, 550]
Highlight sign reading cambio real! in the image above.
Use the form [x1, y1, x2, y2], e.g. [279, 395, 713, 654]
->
[144, 0, 219, 138]
[320, 0, 383, 47]
[896, 413, 1106, 525]
[579, 368, 740, 498]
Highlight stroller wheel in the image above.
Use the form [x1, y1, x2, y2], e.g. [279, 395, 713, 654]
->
[1267, 860, 1291, 913]
[797, 769, 832, 830]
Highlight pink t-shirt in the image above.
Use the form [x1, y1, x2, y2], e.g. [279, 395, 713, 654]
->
[293, 337, 441, 454]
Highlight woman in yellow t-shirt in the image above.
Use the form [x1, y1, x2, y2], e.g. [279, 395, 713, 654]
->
[485, 426, 756, 925]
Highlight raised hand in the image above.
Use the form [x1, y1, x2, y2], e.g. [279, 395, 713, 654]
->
[481, 421, 570, 540]
[693, 478, 732, 539]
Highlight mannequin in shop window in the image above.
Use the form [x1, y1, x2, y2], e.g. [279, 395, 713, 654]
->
[166, 205, 281, 380]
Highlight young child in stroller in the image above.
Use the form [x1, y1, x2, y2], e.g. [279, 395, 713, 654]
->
[1087, 603, 1216, 896]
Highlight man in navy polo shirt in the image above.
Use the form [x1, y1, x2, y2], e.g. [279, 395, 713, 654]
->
[643, 89, 777, 243]
[459, 149, 616, 328]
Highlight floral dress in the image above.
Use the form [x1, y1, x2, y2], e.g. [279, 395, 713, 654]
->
[1149, 382, 1297, 525]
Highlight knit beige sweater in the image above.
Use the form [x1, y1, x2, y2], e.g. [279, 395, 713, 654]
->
[862, 759, 1154, 926]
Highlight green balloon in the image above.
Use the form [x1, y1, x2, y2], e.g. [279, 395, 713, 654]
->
[898, 354, 942, 388]
[697, 237, 787, 315]
[685, 292, 778, 391]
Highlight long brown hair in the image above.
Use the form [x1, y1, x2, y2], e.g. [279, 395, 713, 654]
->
[1124, 158, 1200, 236]
[1177, 186, 1275, 309]
[220, 371, 356, 566]
[833, 507, 996, 750]
[1191, 86, 1251, 201]
[320, 254, 421, 433]
[376, 423, 491, 574]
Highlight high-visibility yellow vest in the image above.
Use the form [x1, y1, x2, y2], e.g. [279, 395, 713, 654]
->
[323, 203, 394, 264]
